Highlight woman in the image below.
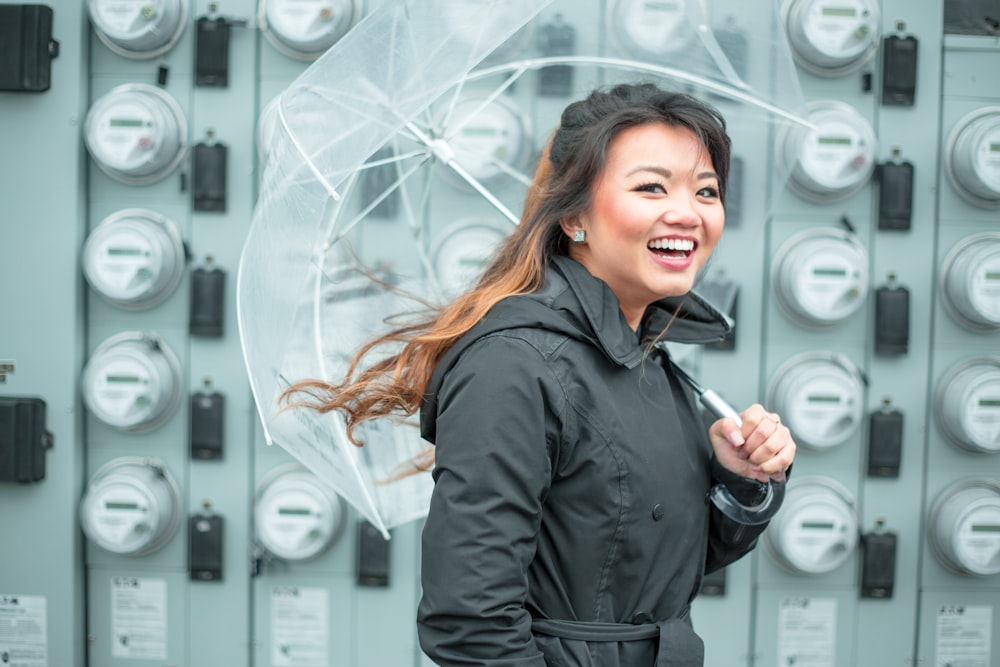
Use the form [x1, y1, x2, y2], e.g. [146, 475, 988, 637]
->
[289, 82, 795, 666]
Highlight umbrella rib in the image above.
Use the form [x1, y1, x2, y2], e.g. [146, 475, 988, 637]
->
[326, 155, 432, 246]
[441, 64, 530, 142]
[483, 156, 533, 187]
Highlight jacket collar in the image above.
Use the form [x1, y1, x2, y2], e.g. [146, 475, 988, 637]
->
[550, 256, 733, 368]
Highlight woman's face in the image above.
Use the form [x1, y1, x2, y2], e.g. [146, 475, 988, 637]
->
[564, 122, 725, 329]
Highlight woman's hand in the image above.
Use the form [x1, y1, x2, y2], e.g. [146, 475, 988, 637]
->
[708, 403, 796, 483]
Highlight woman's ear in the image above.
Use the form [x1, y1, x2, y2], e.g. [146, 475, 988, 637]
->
[559, 216, 582, 241]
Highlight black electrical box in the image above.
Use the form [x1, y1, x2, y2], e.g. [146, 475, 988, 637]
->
[192, 142, 228, 211]
[357, 520, 390, 587]
[860, 531, 897, 598]
[190, 266, 226, 337]
[874, 283, 910, 356]
[189, 514, 224, 581]
[867, 408, 904, 478]
[877, 161, 914, 231]
[0, 396, 52, 483]
[0, 4, 58, 92]
[881, 35, 918, 106]
[190, 391, 225, 460]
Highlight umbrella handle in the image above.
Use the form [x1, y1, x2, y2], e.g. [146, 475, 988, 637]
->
[709, 478, 786, 526]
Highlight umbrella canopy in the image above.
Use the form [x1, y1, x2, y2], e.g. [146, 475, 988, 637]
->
[238, 0, 808, 538]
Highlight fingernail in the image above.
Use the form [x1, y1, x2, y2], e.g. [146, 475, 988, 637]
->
[727, 429, 745, 447]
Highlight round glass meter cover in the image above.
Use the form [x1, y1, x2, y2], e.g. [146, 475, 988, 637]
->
[440, 95, 532, 190]
[607, 0, 697, 60]
[782, 101, 876, 201]
[82, 209, 186, 309]
[783, 0, 880, 75]
[80, 458, 180, 555]
[767, 353, 865, 449]
[81, 333, 181, 432]
[259, 0, 360, 60]
[88, 0, 188, 59]
[946, 107, 1000, 207]
[84, 84, 187, 184]
[430, 220, 511, 298]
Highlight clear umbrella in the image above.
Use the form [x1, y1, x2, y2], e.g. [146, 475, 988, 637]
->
[238, 0, 809, 538]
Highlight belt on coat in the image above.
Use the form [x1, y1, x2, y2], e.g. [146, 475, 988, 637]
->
[531, 607, 704, 667]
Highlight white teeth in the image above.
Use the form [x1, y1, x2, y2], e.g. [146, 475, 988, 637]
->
[647, 238, 695, 252]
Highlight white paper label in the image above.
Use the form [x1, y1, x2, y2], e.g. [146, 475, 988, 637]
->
[936, 605, 993, 667]
[0, 594, 48, 667]
[271, 586, 329, 667]
[110, 577, 168, 660]
[777, 597, 837, 667]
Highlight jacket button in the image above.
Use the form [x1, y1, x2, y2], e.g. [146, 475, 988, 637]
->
[632, 612, 652, 624]
[651, 503, 664, 521]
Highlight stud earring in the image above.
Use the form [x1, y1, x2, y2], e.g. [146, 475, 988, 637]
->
[572, 229, 586, 243]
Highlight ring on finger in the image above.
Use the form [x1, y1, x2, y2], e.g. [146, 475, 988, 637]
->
[766, 413, 781, 425]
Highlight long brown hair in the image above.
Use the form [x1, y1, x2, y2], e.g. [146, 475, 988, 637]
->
[283, 83, 732, 445]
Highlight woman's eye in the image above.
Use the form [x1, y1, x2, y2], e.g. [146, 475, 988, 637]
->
[698, 186, 720, 199]
[635, 182, 665, 194]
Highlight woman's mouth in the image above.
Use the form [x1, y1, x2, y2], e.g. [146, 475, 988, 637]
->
[647, 237, 696, 259]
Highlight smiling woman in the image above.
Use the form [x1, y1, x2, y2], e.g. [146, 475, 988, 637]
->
[283, 82, 796, 667]
[563, 122, 726, 329]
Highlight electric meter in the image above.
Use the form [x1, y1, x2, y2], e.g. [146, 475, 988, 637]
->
[441, 95, 532, 191]
[82, 332, 182, 432]
[88, 0, 188, 59]
[258, 0, 361, 60]
[929, 478, 1000, 576]
[80, 457, 181, 556]
[771, 227, 868, 327]
[84, 83, 188, 185]
[430, 219, 511, 298]
[765, 476, 859, 574]
[778, 100, 877, 201]
[766, 352, 865, 450]
[82, 209, 186, 310]
[607, 0, 696, 60]
[254, 464, 347, 561]
[945, 107, 1000, 208]
[782, 0, 880, 76]
[935, 357, 1000, 454]
[941, 233, 1000, 331]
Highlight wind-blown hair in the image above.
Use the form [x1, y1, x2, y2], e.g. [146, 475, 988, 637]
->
[284, 82, 731, 444]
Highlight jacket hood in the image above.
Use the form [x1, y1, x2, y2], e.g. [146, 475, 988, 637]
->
[420, 255, 732, 442]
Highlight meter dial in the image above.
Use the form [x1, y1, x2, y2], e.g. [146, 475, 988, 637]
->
[771, 227, 869, 327]
[430, 219, 511, 299]
[607, 0, 697, 61]
[945, 107, 1000, 208]
[80, 457, 181, 556]
[439, 94, 533, 192]
[940, 233, 1000, 331]
[88, 0, 188, 59]
[766, 352, 865, 450]
[781, 0, 880, 76]
[778, 100, 877, 201]
[82, 332, 182, 432]
[254, 464, 347, 561]
[929, 478, 1000, 576]
[84, 83, 188, 185]
[82, 209, 186, 310]
[258, 0, 361, 60]
[935, 357, 1000, 454]
[765, 476, 859, 574]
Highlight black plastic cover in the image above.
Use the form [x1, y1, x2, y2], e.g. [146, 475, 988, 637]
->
[357, 520, 390, 587]
[0, 396, 52, 483]
[190, 391, 225, 460]
[881, 35, 918, 106]
[874, 284, 910, 355]
[860, 531, 897, 598]
[867, 408, 904, 478]
[192, 142, 228, 212]
[195, 17, 230, 87]
[189, 514, 224, 581]
[877, 161, 914, 231]
[0, 4, 58, 92]
[190, 266, 226, 337]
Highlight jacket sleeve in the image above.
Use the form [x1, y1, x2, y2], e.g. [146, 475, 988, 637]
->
[417, 335, 561, 666]
[703, 458, 783, 574]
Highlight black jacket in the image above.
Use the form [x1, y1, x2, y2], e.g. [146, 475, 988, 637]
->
[417, 256, 771, 667]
